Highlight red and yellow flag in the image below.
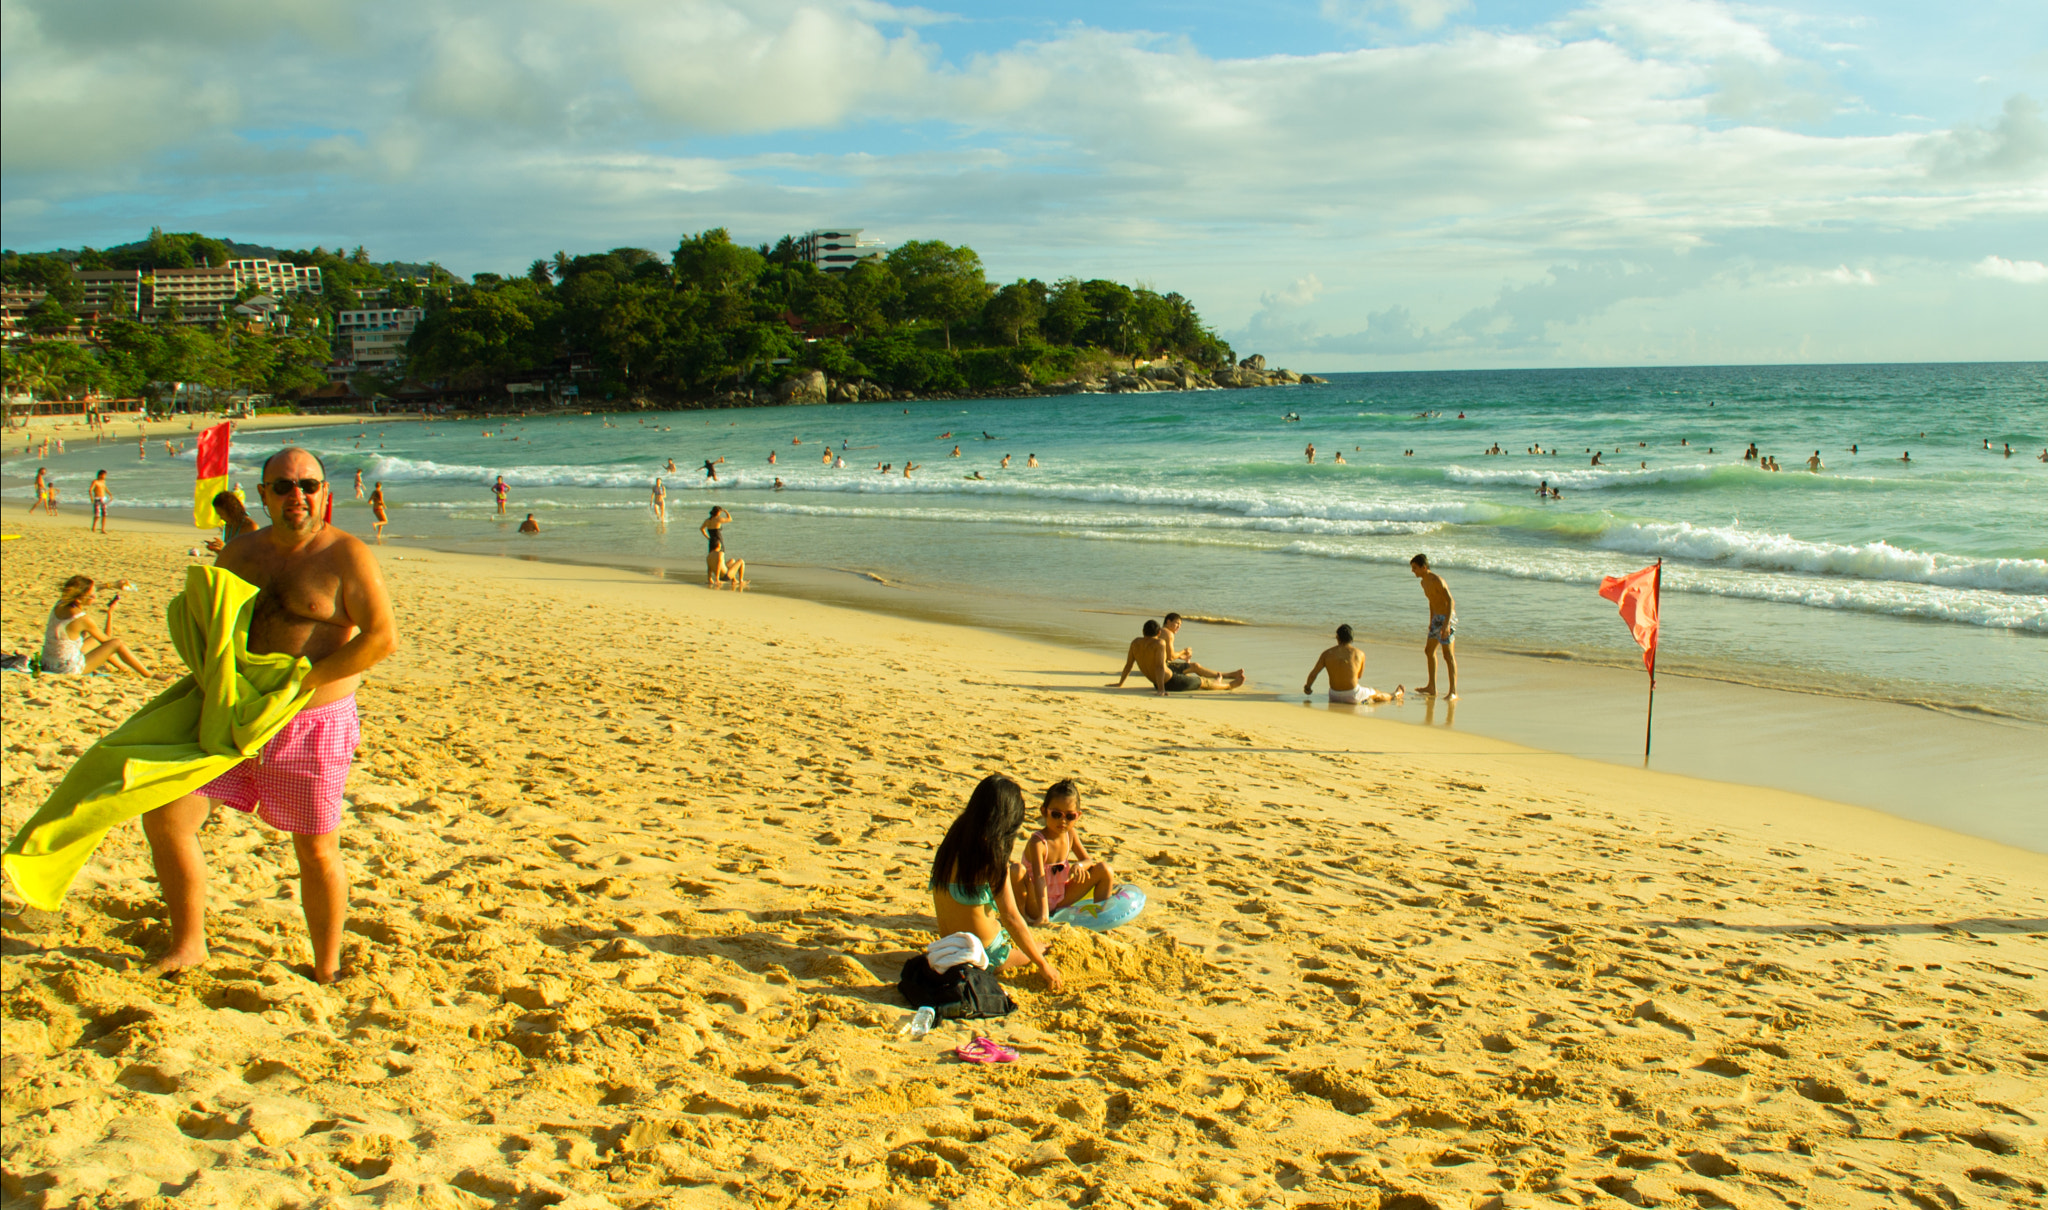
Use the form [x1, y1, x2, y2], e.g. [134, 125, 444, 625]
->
[193, 421, 232, 528]
[1598, 561, 1661, 674]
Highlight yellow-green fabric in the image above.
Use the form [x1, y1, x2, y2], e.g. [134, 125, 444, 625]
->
[3, 565, 312, 910]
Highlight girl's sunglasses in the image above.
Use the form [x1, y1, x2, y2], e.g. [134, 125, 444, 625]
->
[1048, 810, 1080, 820]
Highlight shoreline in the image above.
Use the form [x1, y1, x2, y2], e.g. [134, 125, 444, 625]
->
[14, 505, 2047, 854]
[4, 523, 2044, 1207]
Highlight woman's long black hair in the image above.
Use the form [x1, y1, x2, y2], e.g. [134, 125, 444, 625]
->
[931, 774, 1026, 889]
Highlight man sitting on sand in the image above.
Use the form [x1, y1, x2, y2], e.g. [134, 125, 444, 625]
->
[1116, 620, 1243, 695]
[1161, 612, 1230, 682]
[1304, 624, 1402, 705]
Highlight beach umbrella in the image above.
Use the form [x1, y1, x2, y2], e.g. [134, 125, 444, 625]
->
[1598, 559, 1661, 764]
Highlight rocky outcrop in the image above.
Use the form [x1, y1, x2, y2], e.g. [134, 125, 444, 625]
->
[776, 370, 828, 404]
[1239, 354, 1266, 371]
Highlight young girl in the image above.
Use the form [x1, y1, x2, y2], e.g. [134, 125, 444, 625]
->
[931, 775, 1063, 990]
[1015, 779, 1117, 926]
[42, 576, 157, 677]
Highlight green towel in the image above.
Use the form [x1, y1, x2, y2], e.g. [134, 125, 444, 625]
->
[3, 565, 313, 910]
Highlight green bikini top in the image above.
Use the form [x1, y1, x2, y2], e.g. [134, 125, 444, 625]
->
[931, 880, 996, 908]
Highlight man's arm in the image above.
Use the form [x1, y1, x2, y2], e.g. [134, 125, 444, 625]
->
[1304, 652, 1325, 695]
[1115, 644, 1137, 687]
[305, 543, 400, 690]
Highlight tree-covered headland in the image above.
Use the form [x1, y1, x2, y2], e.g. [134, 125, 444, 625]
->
[4, 226, 1311, 411]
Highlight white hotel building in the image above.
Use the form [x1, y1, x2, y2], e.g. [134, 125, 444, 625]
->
[333, 306, 425, 376]
[796, 229, 886, 273]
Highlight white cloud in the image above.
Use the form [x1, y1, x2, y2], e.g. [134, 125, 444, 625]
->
[1321, 0, 1473, 33]
[1973, 255, 2048, 284]
[1917, 95, 2048, 179]
[1, 0, 2044, 366]
[1261, 275, 1325, 309]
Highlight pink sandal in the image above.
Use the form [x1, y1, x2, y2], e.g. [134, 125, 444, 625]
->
[954, 1037, 1018, 1064]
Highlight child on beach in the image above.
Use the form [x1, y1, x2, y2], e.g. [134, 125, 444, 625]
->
[1015, 779, 1116, 926]
[931, 776, 1064, 990]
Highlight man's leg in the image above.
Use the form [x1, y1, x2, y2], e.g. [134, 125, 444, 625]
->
[1442, 641, 1458, 699]
[142, 794, 213, 974]
[1421, 639, 1440, 695]
[292, 829, 348, 983]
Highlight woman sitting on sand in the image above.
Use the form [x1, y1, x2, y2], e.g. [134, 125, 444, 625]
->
[205, 491, 258, 554]
[931, 775, 1064, 990]
[701, 506, 746, 587]
[42, 576, 157, 677]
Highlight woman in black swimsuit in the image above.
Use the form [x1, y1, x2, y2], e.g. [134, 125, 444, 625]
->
[701, 506, 743, 587]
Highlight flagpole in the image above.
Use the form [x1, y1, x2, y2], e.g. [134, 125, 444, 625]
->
[1644, 559, 1660, 766]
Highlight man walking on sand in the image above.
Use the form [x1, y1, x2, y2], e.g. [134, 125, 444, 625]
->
[89, 470, 110, 534]
[1411, 553, 1457, 700]
[143, 448, 399, 984]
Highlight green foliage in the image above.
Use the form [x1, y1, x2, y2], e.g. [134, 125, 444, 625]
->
[7, 224, 1232, 405]
[886, 240, 989, 350]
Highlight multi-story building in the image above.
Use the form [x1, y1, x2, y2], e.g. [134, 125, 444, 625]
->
[796, 229, 886, 273]
[227, 258, 323, 298]
[74, 270, 144, 319]
[145, 267, 238, 323]
[334, 306, 424, 374]
[1, 286, 49, 346]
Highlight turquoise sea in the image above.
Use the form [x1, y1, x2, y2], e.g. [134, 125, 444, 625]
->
[9, 362, 2047, 841]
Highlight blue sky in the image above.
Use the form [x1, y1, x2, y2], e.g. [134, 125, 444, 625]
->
[3, 0, 2043, 368]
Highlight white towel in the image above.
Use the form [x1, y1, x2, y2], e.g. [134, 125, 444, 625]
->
[925, 931, 989, 972]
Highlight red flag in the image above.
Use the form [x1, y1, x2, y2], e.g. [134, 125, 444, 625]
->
[1598, 561, 1660, 673]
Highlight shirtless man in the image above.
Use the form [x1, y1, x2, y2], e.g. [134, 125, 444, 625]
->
[1161, 612, 1227, 681]
[90, 470, 111, 533]
[1304, 624, 1402, 705]
[1411, 553, 1458, 699]
[1116, 620, 1243, 694]
[143, 448, 399, 983]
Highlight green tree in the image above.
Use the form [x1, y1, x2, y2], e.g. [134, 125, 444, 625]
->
[840, 260, 901, 339]
[886, 240, 989, 350]
[673, 228, 764, 295]
[984, 279, 1045, 347]
[1040, 277, 1095, 346]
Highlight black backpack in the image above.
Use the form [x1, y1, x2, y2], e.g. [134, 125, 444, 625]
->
[896, 954, 1015, 1020]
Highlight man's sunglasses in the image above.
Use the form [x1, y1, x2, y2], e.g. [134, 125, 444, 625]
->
[266, 478, 325, 496]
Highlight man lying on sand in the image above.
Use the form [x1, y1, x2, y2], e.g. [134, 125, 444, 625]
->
[144, 448, 399, 984]
[1304, 624, 1402, 705]
[1116, 620, 1244, 695]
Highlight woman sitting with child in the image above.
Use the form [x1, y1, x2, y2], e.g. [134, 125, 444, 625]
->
[931, 776, 1064, 991]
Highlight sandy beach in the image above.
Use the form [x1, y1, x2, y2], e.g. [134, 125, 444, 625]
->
[4, 513, 2045, 1208]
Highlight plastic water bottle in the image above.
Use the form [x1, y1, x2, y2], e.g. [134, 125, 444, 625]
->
[903, 1006, 935, 1040]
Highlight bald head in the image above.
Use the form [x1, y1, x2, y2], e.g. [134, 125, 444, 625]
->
[262, 447, 326, 482]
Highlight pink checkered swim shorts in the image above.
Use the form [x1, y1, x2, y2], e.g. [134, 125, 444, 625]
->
[198, 696, 361, 835]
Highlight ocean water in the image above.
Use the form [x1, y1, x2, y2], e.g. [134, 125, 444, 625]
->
[10, 363, 2048, 726]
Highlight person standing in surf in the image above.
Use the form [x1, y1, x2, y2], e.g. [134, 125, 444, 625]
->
[1411, 554, 1458, 700]
[651, 477, 667, 524]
